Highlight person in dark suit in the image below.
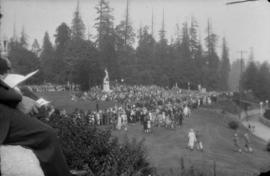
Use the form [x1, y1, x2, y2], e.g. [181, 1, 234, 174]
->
[0, 57, 71, 176]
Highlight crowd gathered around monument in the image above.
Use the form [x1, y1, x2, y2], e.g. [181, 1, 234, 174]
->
[36, 82, 253, 153]
[39, 84, 217, 130]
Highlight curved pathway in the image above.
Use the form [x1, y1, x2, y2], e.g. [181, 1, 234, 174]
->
[241, 109, 270, 142]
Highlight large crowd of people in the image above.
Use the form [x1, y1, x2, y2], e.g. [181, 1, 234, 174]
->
[28, 80, 257, 155]
[42, 84, 218, 136]
[41, 84, 254, 153]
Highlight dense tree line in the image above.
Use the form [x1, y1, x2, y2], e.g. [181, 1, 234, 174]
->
[8, 0, 231, 91]
[241, 61, 270, 101]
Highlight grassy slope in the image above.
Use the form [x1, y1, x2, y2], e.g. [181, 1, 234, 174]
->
[38, 92, 270, 176]
[113, 109, 270, 176]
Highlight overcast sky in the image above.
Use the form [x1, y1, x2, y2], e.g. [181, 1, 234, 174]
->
[1, 0, 270, 62]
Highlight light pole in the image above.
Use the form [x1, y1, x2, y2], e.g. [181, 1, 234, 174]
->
[0, 9, 2, 57]
[260, 102, 264, 117]
[238, 50, 247, 93]
[238, 50, 247, 119]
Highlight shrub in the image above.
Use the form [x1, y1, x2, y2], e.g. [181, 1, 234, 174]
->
[42, 112, 154, 176]
[267, 141, 270, 152]
[264, 109, 270, 120]
[228, 121, 239, 130]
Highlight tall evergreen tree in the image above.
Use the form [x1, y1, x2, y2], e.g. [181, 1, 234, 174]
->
[248, 47, 254, 63]
[188, 17, 202, 86]
[189, 17, 199, 60]
[256, 63, 270, 100]
[205, 20, 218, 57]
[20, 27, 28, 48]
[115, 0, 135, 51]
[41, 32, 53, 54]
[71, 1, 85, 40]
[241, 61, 258, 92]
[55, 22, 71, 51]
[181, 22, 191, 61]
[228, 59, 243, 91]
[40, 32, 56, 82]
[9, 41, 39, 75]
[53, 23, 72, 83]
[171, 24, 183, 86]
[136, 26, 156, 84]
[175, 24, 181, 47]
[204, 19, 220, 90]
[31, 39, 41, 56]
[179, 21, 193, 85]
[65, 39, 102, 90]
[241, 62, 270, 101]
[95, 0, 117, 78]
[219, 37, 231, 90]
[114, 0, 136, 82]
[155, 10, 171, 86]
[159, 9, 167, 45]
[95, 0, 114, 49]
[151, 9, 155, 37]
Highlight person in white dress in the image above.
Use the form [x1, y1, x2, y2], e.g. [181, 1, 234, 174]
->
[188, 129, 197, 150]
[96, 112, 101, 126]
[207, 97, 212, 105]
[122, 112, 128, 131]
[162, 111, 166, 126]
[116, 111, 122, 130]
[183, 105, 191, 118]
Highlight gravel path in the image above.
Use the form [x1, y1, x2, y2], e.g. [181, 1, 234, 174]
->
[242, 109, 270, 142]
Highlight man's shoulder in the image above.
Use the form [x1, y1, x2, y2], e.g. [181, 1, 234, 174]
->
[0, 103, 15, 111]
[0, 79, 9, 89]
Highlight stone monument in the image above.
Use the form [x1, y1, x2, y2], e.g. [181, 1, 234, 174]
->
[103, 68, 111, 93]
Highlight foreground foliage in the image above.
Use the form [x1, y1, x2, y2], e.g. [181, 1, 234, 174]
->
[41, 113, 154, 176]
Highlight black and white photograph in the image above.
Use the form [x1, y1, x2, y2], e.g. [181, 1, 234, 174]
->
[0, 0, 270, 176]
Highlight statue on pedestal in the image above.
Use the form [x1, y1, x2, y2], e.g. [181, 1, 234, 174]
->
[198, 84, 202, 92]
[103, 68, 111, 93]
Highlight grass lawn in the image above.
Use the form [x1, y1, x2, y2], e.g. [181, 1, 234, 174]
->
[38, 92, 270, 176]
[113, 109, 270, 176]
[37, 91, 115, 113]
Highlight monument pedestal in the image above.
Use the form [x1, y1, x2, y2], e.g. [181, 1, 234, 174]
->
[103, 81, 111, 93]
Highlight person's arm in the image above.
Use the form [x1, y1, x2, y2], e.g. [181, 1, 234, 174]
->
[19, 86, 39, 101]
[0, 80, 39, 114]
[0, 80, 22, 107]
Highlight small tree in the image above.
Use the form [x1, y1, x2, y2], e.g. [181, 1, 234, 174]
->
[267, 142, 270, 152]
[264, 109, 270, 120]
[228, 120, 239, 131]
